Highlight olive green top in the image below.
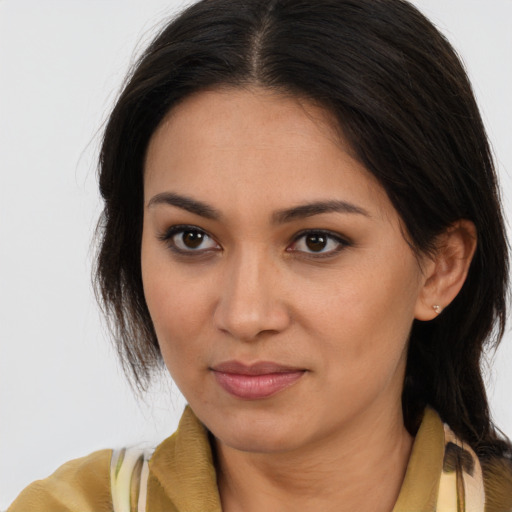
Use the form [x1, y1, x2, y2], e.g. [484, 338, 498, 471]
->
[8, 407, 512, 511]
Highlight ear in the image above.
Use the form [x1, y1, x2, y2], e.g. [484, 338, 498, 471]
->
[414, 220, 477, 321]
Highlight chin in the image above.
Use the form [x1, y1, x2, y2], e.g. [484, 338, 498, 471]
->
[198, 402, 314, 454]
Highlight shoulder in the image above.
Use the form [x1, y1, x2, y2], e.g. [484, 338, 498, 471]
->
[482, 455, 512, 512]
[7, 449, 113, 512]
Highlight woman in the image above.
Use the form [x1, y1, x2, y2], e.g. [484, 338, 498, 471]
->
[8, 0, 512, 511]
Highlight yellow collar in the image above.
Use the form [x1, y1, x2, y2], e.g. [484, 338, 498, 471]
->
[148, 406, 446, 512]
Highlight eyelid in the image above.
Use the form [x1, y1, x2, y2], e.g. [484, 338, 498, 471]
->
[157, 225, 350, 258]
[158, 224, 221, 255]
[287, 229, 351, 257]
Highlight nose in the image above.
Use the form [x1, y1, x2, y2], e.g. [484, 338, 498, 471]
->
[213, 248, 291, 341]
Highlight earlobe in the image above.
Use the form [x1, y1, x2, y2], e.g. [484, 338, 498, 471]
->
[414, 220, 477, 321]
[432, 304, 442, 315]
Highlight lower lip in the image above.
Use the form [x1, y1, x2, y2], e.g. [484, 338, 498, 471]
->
[213, 371, 305, 400]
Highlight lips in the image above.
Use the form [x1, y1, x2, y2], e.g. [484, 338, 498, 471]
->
[211, 361, 305, 400]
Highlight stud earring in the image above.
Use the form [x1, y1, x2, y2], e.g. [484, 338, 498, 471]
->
[432, 304, 442, 314]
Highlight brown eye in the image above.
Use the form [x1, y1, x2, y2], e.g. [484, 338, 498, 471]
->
[182, 230, 205, 249]
[288, 230, 348, 256]
[305, 234, 327, 252]
[162, 226, 220, 253]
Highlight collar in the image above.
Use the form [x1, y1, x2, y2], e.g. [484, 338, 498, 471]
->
[149, 406, 445, 512]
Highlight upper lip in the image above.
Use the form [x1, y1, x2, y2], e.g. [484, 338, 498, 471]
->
[211, 360, 305, 375]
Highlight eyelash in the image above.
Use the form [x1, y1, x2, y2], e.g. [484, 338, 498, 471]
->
[158, 225, 221, 255]
[158, 225, 351, 258]
[287, 229, 351, 258]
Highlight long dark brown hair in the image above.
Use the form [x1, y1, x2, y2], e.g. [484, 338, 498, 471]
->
[95, 0, 510, 457]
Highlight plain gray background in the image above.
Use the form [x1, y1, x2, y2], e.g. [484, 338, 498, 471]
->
[1, 0, 511, 508]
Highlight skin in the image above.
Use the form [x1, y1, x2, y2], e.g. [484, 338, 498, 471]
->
[141, 87, 476, 512]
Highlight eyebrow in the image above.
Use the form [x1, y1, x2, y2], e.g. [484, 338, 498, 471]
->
[147, 192, 369, 223]
[147, 192, 221, 220]
[272, 200, 369, 224]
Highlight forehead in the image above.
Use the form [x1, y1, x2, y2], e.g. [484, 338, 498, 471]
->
[144, 87, 393, 221]
[153, 87, 341, 146]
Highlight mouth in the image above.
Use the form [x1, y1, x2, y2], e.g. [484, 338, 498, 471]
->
[210, 361, 306, 400]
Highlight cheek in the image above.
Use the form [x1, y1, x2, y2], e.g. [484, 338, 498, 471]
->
[142, 271, 214, 395]
[144, 277, 209, 345]
[306, 255, 420, 379]
[141, 238, 211, 362]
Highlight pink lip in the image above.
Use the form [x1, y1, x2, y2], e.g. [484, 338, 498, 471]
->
[211, 361, 306, 400]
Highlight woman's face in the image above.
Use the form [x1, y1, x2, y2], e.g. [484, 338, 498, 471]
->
[142, 87, 430, 453]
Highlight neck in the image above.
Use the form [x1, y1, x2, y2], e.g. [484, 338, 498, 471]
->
[215, 403, 413, 512]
